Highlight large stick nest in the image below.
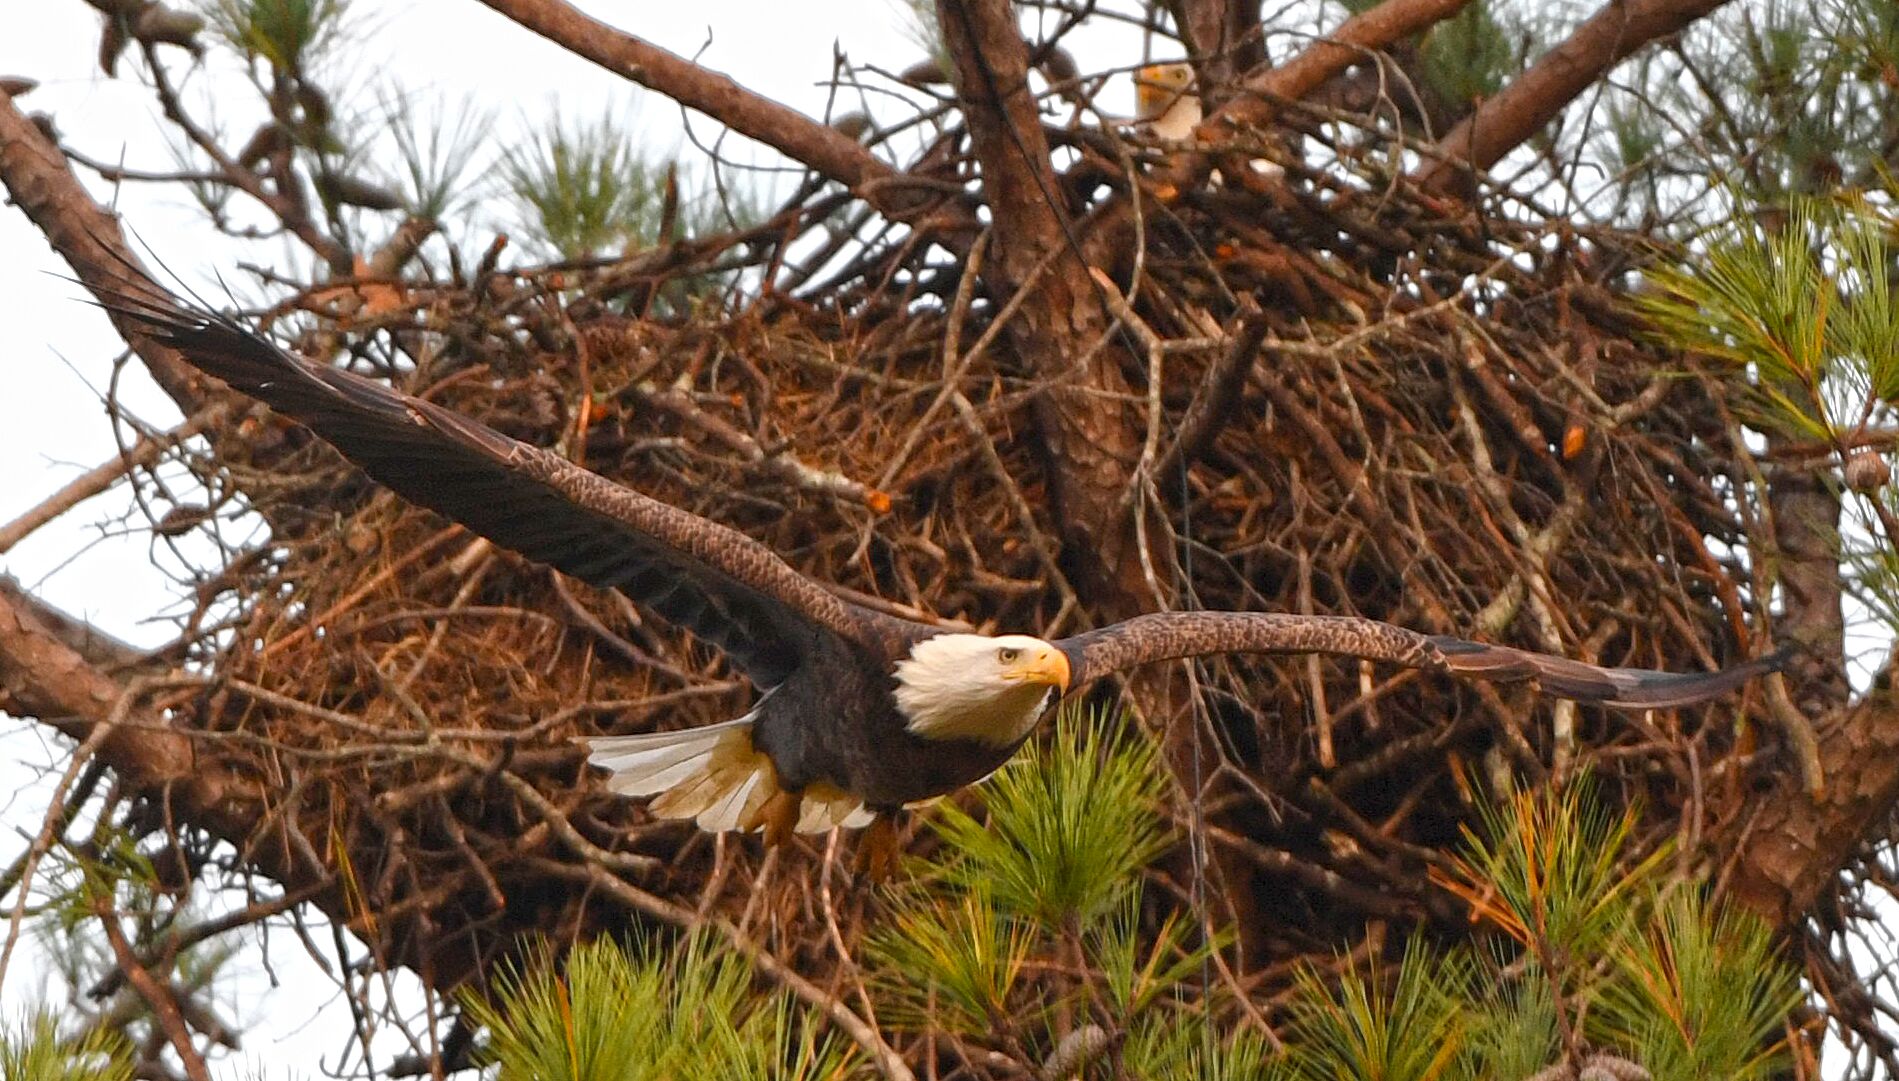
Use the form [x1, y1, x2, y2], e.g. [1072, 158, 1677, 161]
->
[145, 112, 1771, 1008]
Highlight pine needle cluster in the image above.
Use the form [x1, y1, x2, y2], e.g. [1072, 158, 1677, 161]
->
[498, 114, 674, 262]
[869, 708, 1256, 1078]
[464, 934, 850, 1081]
[860, 721, 1803, 1081]
[1268, 781, 1803, 1081]
[0, 1014, 130, 1081]
[1642, 198, 1899, 624]
[201, 0, 351, 74]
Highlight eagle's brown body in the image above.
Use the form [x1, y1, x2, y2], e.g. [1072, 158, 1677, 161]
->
[743, 628, 1037, 810]
[103, 282, 1786, 844]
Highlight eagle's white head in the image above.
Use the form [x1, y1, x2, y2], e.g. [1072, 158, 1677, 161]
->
[1135, 62, 1201, 140]
[893, 633, 1072, 747]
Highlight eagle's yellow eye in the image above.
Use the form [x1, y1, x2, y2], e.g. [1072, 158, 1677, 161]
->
[997, 647, 1021, 664]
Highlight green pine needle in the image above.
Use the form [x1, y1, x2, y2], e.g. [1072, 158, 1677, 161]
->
[384, 93, 490, 222]
[0, 1013, 131, 1081]
[927, 705, 1170, 929]
[1641, 199, 1899, 442]
[1459, 967, 1562, 1081]
[1090, 896, 1216, 1016]
[867, 885, 1032, 1035]
[687, 991, 855, 1081]
[1123, 1014, 1283, 1081]
[1435, 779, 1667, 961]
[1279, 947, 1472, 1081]
[466, 937, 669, 1081]
[1419, 1, 1518, 109]
[1593, 891, 1801, 1081]
[1644, 198, 1899, 627]
[200, 0, 349, 73]
[465, 933, 843, 1081]
[499, 113, 670, 261]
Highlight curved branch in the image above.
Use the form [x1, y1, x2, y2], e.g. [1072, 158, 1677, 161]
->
[1416, 0, 1739, 193]
[1203, 0, 1473, 135]
[470, 0, 918, 211]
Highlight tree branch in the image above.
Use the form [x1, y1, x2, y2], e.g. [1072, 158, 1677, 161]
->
[1172, 0, 1268, 99]
[1728, 666, 1899, 928]
[95, 903, 213, 1081]
[0, 410, 217, 557]
[1204, 0, 1472, 135]
[934, 0, 1143, 581]
[470, 0, 924, 213]
[0, 577, 149, 672]
[0, 586, 190, 780]
[1155, 298, 1268, 480]
[1416, 0, 1740, 193]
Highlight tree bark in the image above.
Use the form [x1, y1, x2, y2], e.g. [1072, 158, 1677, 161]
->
[933, 0, 1145, 585]
[1213, 0, 1471, 132]
[1727, 664, 1899, 927]
[1169, 0, 1267, 100]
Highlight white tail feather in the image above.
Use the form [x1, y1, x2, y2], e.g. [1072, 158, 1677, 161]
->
[587, 719, 870, 834]
[588, 717, 754, 796]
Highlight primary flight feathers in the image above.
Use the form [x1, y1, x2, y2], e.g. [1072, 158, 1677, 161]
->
[101, 281, 1784, 845]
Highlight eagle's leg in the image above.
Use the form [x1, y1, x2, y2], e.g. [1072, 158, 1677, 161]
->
[853, 812, 902, 881]
[751, 786, 802, 849]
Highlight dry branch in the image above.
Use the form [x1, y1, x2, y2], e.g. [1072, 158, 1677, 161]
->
[1418, 0, 1741, 192]
[473, 0, 911, 210]
[95, 904, 213, 1081]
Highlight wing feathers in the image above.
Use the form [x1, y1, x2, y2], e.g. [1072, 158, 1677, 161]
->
[1059, 612, 1780, 711]
[97, 283, 888, 686]
[1431, 637, 1792, 709]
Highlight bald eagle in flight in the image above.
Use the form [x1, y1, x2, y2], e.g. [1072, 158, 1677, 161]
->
[104, 284, 1782, 860]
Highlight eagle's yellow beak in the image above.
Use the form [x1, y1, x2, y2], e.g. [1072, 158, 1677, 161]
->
[1135, 63, 1194, 116]
[1008, 646, 1071, 695]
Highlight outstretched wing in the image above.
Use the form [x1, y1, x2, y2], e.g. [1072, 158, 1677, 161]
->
[102, 283, 894, 688]
[1057, 611, 1783, 710]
